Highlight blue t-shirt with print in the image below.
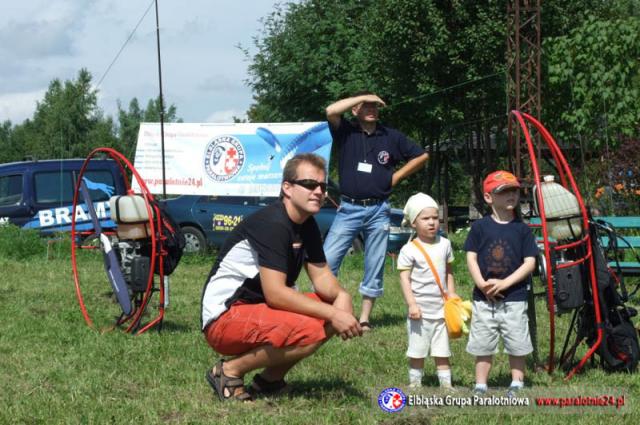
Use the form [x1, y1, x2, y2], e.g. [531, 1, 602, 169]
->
[463, 215, 539, 302]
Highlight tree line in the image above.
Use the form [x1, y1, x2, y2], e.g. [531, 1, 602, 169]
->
[1, 1, 638, 213]
[0, 69, 180, 165]
[245, 0, 639, 213]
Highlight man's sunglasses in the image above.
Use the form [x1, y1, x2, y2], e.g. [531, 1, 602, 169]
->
[288, 179, 327, 192]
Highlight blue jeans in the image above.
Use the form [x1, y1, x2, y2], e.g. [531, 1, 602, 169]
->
[323, 200, 390, 298]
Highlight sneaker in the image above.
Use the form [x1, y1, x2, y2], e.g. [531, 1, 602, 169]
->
[473, 386, 487, 395]
[506, 386, 521, 398]
[440, 384, 457, 393]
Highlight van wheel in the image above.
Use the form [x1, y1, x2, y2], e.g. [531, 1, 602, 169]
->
[182, 226, 206, 254]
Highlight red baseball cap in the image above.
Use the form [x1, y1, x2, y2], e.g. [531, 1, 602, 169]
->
[483, 170, 520, 194]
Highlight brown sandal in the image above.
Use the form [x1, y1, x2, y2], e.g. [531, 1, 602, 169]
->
[249, 373, 289, 397]
[206, 359, 253, 402]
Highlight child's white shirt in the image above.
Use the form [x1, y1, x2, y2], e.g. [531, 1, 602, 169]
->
[397, 236, 454, 319]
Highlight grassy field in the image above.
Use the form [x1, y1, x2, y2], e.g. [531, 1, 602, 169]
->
[1, 229, 639, 424]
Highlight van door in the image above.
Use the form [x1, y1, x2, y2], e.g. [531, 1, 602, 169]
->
[0, 173, 32, 227]
[27, 169, 77, 232]
[192, 195, 264, 247]
[27, 168, 119, 233]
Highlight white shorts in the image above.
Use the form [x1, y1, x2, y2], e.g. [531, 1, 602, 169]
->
[466, 300, 533, 356]
[406, 317, 451, 359]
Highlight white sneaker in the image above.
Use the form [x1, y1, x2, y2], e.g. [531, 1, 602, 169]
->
[473, 386, 487, 395]
[440, 383, 457, 393]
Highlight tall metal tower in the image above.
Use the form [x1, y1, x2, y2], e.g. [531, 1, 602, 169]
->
[506, 0, 542, 178]
[506, 0, 543, 369]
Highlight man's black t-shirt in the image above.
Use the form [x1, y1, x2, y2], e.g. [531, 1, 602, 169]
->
[200, 200, 326, 329]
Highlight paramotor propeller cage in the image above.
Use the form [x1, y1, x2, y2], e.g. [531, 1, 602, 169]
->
[71, 147, 168, 335]
[510, 111, 604, 379]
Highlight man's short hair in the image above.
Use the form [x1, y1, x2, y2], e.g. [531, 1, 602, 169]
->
[282, 153, 327, 183]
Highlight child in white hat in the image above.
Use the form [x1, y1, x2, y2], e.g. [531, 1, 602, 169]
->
[398, 193, 458, 388]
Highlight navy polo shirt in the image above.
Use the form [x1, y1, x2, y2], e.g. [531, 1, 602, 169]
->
[331, 118, 425, 199]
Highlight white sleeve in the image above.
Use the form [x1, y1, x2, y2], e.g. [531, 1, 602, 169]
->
[396, 243, 415, 270]
[445, 238, 454, 263]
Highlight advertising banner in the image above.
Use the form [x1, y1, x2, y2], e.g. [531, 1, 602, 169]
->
[132, 122, 332, 197]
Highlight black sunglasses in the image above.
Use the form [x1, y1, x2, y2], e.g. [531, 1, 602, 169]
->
[288, 179, 327, 192]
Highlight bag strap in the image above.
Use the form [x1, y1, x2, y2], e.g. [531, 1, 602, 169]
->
[412, 239, 448, 301]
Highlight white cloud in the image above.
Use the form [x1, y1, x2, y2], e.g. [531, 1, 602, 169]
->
[205, 109, 247, 123]
[0, 0, 86, 60]
[197, 74, 246, 93]
[0, 90, 46, 123]
[0, 1, 288, 125]
[0, 19, 73, 59]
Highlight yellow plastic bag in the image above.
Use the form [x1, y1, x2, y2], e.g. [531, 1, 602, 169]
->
[444, 297, 472, 339]
[410, 239, 473, 339]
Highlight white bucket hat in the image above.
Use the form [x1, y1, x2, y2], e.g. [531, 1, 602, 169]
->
[402, 193, 439, 227]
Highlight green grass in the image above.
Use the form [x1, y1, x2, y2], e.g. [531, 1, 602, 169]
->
[1, 231, 639, 424]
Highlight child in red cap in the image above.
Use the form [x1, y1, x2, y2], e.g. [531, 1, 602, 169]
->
[463, 170, 539, 397]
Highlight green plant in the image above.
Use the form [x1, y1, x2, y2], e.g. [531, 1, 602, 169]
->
[0, 224, 47, 259]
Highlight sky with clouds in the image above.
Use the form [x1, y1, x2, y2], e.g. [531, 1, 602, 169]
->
[0, 0, 285, 125]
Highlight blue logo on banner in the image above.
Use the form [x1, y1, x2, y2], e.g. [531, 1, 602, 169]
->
[204, 135, 246, 182]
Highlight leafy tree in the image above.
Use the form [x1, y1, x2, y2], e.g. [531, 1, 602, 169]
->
[88, 112, 119, 152]
[11, 69, 118, 160]
[247, 0, 373, 122]
[247, 0, 640, 213]
[246, 0, 507, 209]
[0, 70, 183, 165]
[544, 16, 640, 152]
[116, 98, 143, 157]
[115, 96, 181, 159]
[141, 97, 179, 123]
[3, 122, 32, 163]
[540, 0, 636, 37]
[0, 121, 16, 163]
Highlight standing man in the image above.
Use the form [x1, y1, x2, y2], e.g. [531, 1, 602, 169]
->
[324, 91, 429, 331]
[202, 153, 362, 402]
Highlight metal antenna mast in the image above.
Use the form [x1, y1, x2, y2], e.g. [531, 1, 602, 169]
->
[506, 0, 542, 178]
[154, 0, 167, 198]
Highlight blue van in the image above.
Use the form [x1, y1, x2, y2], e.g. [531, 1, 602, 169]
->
[0, 159, 127, 234]
[163, 180, 413, 254]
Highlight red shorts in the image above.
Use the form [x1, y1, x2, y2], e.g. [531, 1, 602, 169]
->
[204, 293, 328, 355]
